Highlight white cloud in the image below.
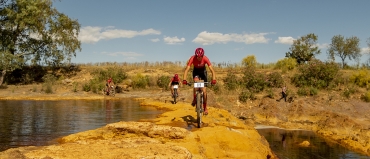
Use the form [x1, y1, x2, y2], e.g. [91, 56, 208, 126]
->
[150, 38, 160, 42]
[163, 36, 185, 44]
[192, 31, 270, 45]
[274, 37, 295, 45]
[361, 47, 370, 54]
[79, 26, 161, 44]
[102, 51, 143, 59]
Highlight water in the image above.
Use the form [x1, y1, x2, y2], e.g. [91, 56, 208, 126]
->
[256, 126, 370, 159]
[0, 99, 164, 152]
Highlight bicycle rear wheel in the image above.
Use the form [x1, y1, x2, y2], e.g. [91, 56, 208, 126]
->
[196, 92, 202, 128]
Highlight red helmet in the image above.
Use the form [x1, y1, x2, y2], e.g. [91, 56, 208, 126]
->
[174, 74, 179, 79]
[195, 48, 204, 57]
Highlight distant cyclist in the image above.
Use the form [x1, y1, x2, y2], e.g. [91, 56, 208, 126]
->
[106, 77, 115, 93]
[182, 47, 216, 115]
[168, 74, 182, 97]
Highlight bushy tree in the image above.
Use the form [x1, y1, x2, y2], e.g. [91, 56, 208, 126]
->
[0, 0, 81, 86]
[291, 59, 340, 89]
[223, 69, 240, 91]
[241, 55, 257, 68]
[274, 57, 297, 71]
[328, 35, 361, 68]
[285, 33, 321, 64]
[241, 66, 266, 93]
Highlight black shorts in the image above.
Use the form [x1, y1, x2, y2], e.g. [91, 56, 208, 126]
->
[171, 82, 179, 86]
[192, 68, 207, 82]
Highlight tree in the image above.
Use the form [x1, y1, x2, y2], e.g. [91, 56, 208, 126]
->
[285, 33, 321, 64]
[241, 55, 257, 68]
[0, 0, 81, 86]
[328, 35, 361, 68]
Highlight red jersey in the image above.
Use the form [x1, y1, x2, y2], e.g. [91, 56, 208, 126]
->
[170, 77, 180, 83]
[187, 55, 212, 69]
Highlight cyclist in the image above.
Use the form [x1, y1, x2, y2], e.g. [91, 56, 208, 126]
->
[182, 47, 216, 115]
[106, 77, 115, 94]
[168, 74, 182, 97]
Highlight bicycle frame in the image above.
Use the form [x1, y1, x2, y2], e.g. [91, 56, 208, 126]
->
[189, 81, 208, 128]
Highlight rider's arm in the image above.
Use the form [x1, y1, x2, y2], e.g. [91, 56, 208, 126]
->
[168, 79, 172, 87]
[183, 66, 190, 81]
[208, 65, 216, 80]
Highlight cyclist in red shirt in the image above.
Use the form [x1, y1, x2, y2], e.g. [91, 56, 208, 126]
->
[182, 47, 216, 115]
[168, 74, 181, 97]
[106, 77, 114, 93]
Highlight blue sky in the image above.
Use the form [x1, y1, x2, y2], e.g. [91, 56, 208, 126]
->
[54, 0, 370, 65]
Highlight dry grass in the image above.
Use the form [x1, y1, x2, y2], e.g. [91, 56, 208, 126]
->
[66, 62, 368, 108]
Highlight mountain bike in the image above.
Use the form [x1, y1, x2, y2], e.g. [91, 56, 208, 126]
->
[172, 84, 179, 104]
[102, 85, 115, 97]
[188, 81, 208, 128]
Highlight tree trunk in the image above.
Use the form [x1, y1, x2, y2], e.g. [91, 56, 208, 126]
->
[0, 70, 6, 87]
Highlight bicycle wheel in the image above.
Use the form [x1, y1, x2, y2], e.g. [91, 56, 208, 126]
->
[110, 88, 115, 96]
[173, 89, 177, 104]
[196, 92, 202, 128]
[102, 87, 107, 95]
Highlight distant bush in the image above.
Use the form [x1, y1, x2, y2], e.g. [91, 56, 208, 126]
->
[132, 74, 150, 89]
[242, 55, 257, 68]
[242, 66, 266, 93]
[157, 75, 171, 90]
[224, 70, 241, 91]
[72, 82, 78, 92]
[266, 72, 284, 88]
[42, 74, 57, 94]
[82, 78, 104, 93]
[291, 59, 340, 89]
[210, 84, 221, 94]
[82, 83, 91, 92]
[350, 69, 370, 88]
[362, 91, 370, 102]
[239, 90, 255, 102]
[91, 67, 128, 84]
[309, 87, 318, 96]
[266, 88, 274, 99]
[342, 85, 357, 99]
[274, 58, 297, 71]
[297, 87, 309, 96]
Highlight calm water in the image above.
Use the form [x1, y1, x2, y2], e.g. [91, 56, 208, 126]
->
[0, 99, 164, 152]
[256, 126, 370, 159]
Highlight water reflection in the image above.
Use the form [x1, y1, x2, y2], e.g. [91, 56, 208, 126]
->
[256, 126, 370, 159]
[0, 99, 164, 152]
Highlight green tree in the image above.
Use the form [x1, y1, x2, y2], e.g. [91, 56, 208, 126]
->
[0, 0, 81, 86]
[285, 33, 321, 64]
[241, 55, 257, 68]
[328, 35, 361, 68]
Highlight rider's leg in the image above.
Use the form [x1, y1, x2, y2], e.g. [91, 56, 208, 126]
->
[170, 86, 174, 96]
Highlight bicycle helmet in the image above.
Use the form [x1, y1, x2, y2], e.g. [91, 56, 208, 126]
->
[174, 74, 179, 79]
[195, 48, 204, 57]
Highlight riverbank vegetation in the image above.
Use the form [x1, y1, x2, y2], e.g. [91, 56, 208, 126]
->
[1, 57, 369, 106]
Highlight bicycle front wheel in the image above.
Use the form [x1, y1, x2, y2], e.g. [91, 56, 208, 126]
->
[173, 89, 177, 104]
[196, 92, 202, 128]
[110, 88, 115, 97]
